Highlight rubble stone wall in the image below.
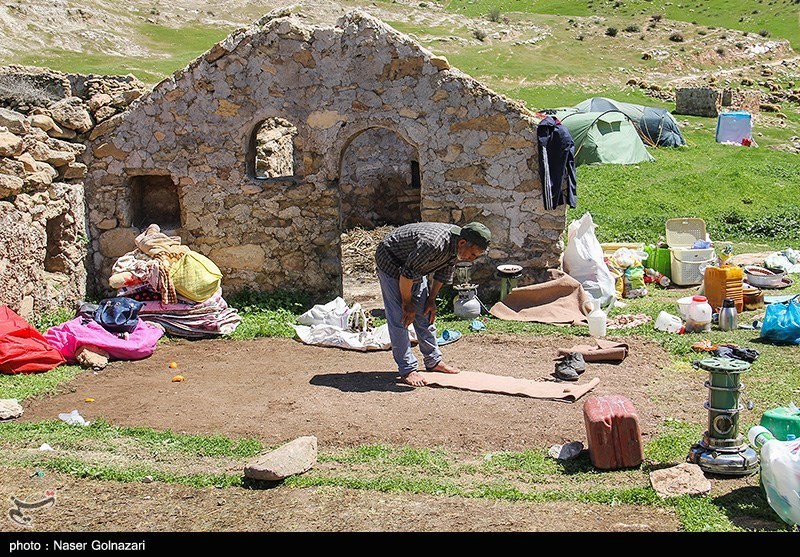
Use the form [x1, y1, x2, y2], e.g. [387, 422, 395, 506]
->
[0, 65, 146, 316]
[85, 10, 562, 300]
[675, 87, 721, 117]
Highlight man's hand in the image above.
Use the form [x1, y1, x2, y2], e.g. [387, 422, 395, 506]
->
[401, 302, 416, 327]
[424, 297, 437, 325]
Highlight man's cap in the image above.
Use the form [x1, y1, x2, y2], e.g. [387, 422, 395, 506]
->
[451, 222, 491, 249]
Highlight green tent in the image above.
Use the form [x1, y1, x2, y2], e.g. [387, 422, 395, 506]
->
[554, 109, 655, 166]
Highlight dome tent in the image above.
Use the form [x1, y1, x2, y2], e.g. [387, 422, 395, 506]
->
[575, 97, 686, 147]
[553, 109, 655, 166]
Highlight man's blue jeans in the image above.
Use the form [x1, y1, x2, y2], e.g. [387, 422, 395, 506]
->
[377, 270, 442, 376]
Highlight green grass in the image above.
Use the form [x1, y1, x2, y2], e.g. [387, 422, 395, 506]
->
[19, 24, 232, 84]
[0, 419, 263, 458]
[0, 365, 83, 402]
[2, 419, 795, 531]
[444, 0, 800, 49]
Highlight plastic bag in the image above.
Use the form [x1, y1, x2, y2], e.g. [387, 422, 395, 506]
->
[562, 213, 616, 308]
[623, 265, 648, 298]
[759, 295, 800, 345]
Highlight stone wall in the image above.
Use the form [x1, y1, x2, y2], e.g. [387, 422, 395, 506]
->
[0, 66, 146, 316]
[339, 127, 420, 229]
[85, 10, 564, 301]
[676, 86, 762, 117]
[675, 87, 721, 117]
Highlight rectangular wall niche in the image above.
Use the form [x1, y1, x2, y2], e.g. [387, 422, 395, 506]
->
[130, 175, 181, 230]
[44, 213, 69, 273]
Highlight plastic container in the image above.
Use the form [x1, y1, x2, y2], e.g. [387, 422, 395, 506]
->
[587, 306, 607, 337]
[654, 311, 684, 333]
[643, 245, 672, 279]
[760, 405, 800, 441]
[718, 298, 739, 332]
[748, 425, 800, 526]
[677, 296, 694, 319]
[583, 395, 644, 470]
[685, 295, 712, 333]
[704, 265, 743, 313]
[666, 218, 715, 286]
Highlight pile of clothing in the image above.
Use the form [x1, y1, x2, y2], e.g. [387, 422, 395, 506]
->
[108, 224, 241, 338]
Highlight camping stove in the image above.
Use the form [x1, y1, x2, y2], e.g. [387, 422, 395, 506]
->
[453, 262, 481, 319]
[496, 264, 523, 301]
[686, 357, 759, 476]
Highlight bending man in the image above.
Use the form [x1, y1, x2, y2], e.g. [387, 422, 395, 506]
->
[375, 221, 491, 387]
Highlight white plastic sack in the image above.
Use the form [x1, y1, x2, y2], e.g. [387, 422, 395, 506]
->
[563, 213, 617, 308]
[297, 297, 350, 328]
[292, 323, 417, 352]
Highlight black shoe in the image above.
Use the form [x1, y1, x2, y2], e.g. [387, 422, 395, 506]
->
[554, 359, 579, 381]
[564, 352, 586, 374]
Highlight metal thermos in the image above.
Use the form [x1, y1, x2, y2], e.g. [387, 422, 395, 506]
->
[719, 297, 738, 331]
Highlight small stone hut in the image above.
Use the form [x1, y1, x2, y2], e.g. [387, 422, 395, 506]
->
[85, 10, 564, 301]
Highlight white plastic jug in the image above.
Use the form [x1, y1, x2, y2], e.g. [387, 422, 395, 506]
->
[587, 303, 607, 338]
[685, 295, 712, 333]
[748, 426, 800, 526]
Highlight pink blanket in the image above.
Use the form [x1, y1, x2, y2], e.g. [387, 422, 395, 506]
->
[44, 317, 164, 363]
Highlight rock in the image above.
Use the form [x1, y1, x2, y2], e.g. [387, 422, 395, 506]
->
[48, 126, 77, 140]
[0, 130, 24, 157]
[208, 244, 265, 271]
[98, 227, 138, 258]
[0, 156, 25, 178]
[47, 150, 76, 167]
[75, 346, 109, 370]
[0, 399, 23, 420]
[49, 97, 93, 133]
[0, 107, 29, 134]
[0, 173, 24, 198]
[649, 463, 711, 498]
[244, 435, 317, 481]
[60, 162, 87, 180]
[87, 93, 113, 112]
[94, 105, 117, 122]
[142, 475, 154, 483]
[16, 152, 38, 172]
[430, 55, 450, 70]
[28, 114, 60, 133]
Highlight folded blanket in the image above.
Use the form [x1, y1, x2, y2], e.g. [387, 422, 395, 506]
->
[557, 338, 629, 363]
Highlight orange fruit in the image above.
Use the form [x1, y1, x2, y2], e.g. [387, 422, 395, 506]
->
[85, 397, 95, 403]
[169, 361, 178, 369]
[171, 375, 185, 382]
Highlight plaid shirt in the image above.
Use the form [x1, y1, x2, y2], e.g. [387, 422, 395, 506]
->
[375, 222, 459, 284]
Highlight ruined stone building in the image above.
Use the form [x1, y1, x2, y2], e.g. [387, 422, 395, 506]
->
[0, 10, 566, 318]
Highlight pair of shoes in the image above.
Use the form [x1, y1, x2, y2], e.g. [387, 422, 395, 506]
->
[553, 352, 586, 382]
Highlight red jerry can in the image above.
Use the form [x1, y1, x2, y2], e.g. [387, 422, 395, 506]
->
[583, 395, 644, 470]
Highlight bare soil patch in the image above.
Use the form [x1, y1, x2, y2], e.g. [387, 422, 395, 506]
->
[21, 333, 702, 452]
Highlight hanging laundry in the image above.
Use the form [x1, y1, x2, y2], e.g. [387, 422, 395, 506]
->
[537, 115, 577, 210]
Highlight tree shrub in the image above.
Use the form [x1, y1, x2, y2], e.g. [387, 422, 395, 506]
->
[669, 33, 684, 42]
[606, 27, 618, 37]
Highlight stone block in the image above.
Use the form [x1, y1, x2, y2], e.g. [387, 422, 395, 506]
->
[244, 436, 318, 481]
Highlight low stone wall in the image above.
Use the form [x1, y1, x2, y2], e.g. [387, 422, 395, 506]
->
[675, 87, 721, 117]
[0, 66, 145, 317]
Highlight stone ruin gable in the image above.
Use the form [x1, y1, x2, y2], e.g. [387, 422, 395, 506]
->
[85, 10, 564, 300]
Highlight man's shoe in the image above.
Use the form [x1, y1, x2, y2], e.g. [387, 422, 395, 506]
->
[554, 359, 579, 381]
[564, 352, 586, 374]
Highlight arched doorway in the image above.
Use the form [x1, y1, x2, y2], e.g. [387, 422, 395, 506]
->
[338, 127, 421, 309]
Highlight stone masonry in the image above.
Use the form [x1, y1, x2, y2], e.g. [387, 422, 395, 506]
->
[676, 86, 761, 118]
[85, 9, 564, 300]
[0, 66, 146, 317]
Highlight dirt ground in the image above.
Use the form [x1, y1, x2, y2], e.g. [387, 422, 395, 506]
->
[21, 333, 703, 452]
[7, 331, 713, 532]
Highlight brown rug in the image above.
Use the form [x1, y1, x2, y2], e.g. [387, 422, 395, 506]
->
[421, 371, 600, 403]
[489, 269, 590, 325]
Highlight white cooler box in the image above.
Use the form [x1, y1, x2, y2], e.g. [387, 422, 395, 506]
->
[670, 247, 715, 286]
[666, 217, 714, 286]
